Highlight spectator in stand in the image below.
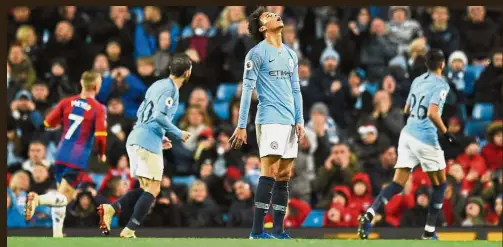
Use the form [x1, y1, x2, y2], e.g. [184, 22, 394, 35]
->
[215, 6, 246, 37]
[456, 139, 487, 196]
[152, 30, 172, 78]
[298, 59, 314, 120]
[221, 20, 255, 83]
[474, 49, 503, 108]
[443, 176, 467, 226]
[381, 74, 407, 108]
[97, 66, 147, 119]
[383, 177, 415, 227]
[8, 6, 40, 44]
[365, 146, 397, 196]
[46, 6, 90, 42]
[356, 18, 398, 81]
[179, 105, 213, 152]
[30, 164, 55, 195]
[227, 180, 254, 227]
[486, 194, 502, 226]
[98, 154, 136, 194]
[387, 6, 423, 55]
[358, 90, 404, 144]
[92, 54, 111, 77]
[7, 187, 27, 228]
[309, 48, 351, 129]
[313, 143, 361, 208]
[441, 117, 467, 161]
[461, 196, 486, 226]
[135, 6, 179, 59]
[65, 191, 99, 227]
[104, 40, 135, 72]
[309, 18, 357, 74]
[401, 186, 445, 227]
[7, 116, 24, 168]
[282, 24, 303, 59]
[352, 123, 391, 166]
[424, 6, 461, 58]
[8, 172, 31, 219]
[244, 153, 261, 191]
[44, 20, 88, 81]
[306, 103, 341, 165]
[16, 25, 46, 77]
[445, 50, 476, 101]
[101, 176, 129, 203]
[481, 121, 503, 171]
[187, 88, 221, 125]
[290, 128, 316, 202]
[106, 97, 134, 144]
[30, 82, 52, 114]
[8, 42, 37, 92]
[347, 8, 372, 40]
[182, 180, 224, 227]
[459, 6, 500, 63]
[349, 172, 373, 214]
[88, 6, 135, 57]
[143, 176, 184, 227]
[9, 92, 45, 155]
[323, 185, 359, 227]
[389, 37, 428, 80]
[135, 57, 160, 87]
[45, 58, 79, 104]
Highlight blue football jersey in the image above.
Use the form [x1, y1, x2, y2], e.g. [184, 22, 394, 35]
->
[237, 40, 304, 128]
[126, 78, 182, 154]
[403, 72, 450, 147]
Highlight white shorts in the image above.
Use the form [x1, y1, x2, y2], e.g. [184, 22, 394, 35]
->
[395, 131, 446, 172]
[256, 124, 298, 159]
[126, 145, 163, 181]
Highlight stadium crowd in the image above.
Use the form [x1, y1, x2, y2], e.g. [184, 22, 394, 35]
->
[7, 6, 503, 229]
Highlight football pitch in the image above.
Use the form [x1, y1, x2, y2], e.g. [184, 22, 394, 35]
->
[7, 237, 502, 247]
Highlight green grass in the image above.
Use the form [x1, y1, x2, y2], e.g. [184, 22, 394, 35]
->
[7, 237, 501, 247]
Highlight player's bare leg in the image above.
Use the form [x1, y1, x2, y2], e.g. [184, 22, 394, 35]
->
[250, 155, 280, 239]
[271, 158, 294, 239]
[358, 168, 410, 239]
[422, 169, 447, 240]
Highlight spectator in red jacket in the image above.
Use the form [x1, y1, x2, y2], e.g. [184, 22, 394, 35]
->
[264, 198, 311, 229]
[349, 172, 373, 214]
[485, 194, 502, 226]
[323, 185, 359, 227]
[457, 139, 487, 194]
[481, 121, 502, 171]
[443, 176, 466, 226]
[384, 176, 414, 227]
[98, 154, 136, 193]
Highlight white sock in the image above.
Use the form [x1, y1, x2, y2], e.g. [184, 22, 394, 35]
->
[52, 206, 66, 237]
[39, 191, 68, 207]
[424, 224, 435, 233]
[367, 207, 376, 217]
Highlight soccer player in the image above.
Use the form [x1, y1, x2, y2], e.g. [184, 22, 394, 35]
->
[229, 6, 304, 239]
[24, 71, 107, 237]
[97, 54, 192, 238]
[357, 49, 459, 240]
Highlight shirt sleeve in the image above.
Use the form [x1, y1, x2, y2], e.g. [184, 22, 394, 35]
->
[153, 89, 183, 139]
[290, 52, 304, 125]
[237, 49, 262, 129]
[94, 104, 107, 156]
[44, 100, 65, 128]
[429, 84, 450, 106]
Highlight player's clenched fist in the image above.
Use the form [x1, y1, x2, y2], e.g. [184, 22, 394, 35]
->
[162, 136, 173, 150]
[229, 128, 247, 149]
[295, 124, 305, 142]
[181, 131, 192, 143]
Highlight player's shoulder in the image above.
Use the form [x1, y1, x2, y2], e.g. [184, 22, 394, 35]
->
[283, 44, 298, 61]
[87, 98, 106, 112]
[246, 42, 266, 60]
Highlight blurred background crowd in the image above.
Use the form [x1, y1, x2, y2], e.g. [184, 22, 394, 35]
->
[6, 6, 503, 229]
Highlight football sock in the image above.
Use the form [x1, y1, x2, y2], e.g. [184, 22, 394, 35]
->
[39, 191, 68, 207]
[125, 191, 156, 231]
[252, 176, 275, 235]
[425, 182, 447, 234]
[111, 188, 144, 213]
[271, 181, 289, 234]
[52, 206, 66, 237]
[366, 182, 403, 221]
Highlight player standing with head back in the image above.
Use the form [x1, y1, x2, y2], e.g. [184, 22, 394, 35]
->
[97, 53, 192, 238]
[229, 6, 304, 240]
[358, 49, 459, 240]
[25, 71, 107, 238]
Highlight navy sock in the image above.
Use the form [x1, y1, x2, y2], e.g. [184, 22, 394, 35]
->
[125, 191, 156, 230]
[425, 183, 447, 233]
[367, 182, 403, 221]
[252, 176, 275, 235]
[111, 188, 144, 213]
[271, 181, 289, 234]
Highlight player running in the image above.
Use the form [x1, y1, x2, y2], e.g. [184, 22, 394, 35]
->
[357, 49, 459, 240]
[229, 6, 304, 240]
[24, 71, 107, 237]
[97, 54, 192, 238]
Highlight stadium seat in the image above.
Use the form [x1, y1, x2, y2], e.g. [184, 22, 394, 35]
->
[90, 173, 105, 189]
[472, 103, 494, 121]
[216, 83, 238, 102]
[172, 175, 196, 187]
[111, 216, 119, 228]
[464, 120, 491, 139]
[213, 101, 230, 121]
[173, 102, 186, 123]
[301, 209, 325, 228]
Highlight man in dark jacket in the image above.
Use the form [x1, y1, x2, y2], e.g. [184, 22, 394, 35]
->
[227, 180, 254, 227]
[424, 6, 461, 58]
[364, 146, 397, 196]
[474, 50, 503, 106]
[401, 186, 446, 227]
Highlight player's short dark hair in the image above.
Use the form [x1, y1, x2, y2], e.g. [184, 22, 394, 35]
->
[248, 6, 266, 42]
[425, 48, 445, 71]
[169, 53, 192, 77]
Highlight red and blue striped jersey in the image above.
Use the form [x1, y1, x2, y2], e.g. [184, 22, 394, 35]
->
[44, 95, 107, 169]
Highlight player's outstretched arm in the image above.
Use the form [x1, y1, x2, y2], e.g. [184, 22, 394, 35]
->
[290, 54, 305, 140]
[44, 100, 65, 129]
[152, 110, 183, 140]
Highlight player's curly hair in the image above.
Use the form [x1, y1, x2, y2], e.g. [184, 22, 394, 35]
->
[247, 6, 266, 42]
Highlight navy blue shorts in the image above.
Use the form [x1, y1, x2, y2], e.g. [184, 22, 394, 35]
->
[54, 164, 82, 187]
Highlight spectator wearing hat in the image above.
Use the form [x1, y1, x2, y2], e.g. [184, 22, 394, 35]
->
[400, 186, 446, 227]
[461, 196, 486, 226]
[424, 6, 461, 58]
[227, 180, 254, 227]
[387, 6, 423, 55]
[8, 42, 37, 92]
[9, 91, 44, 154]
[459, 6, 500, 63]
[348, 172, 373, 214]
[445, 50, 475, 104]
[481, 121, 503, 171]
[45, 58, 79, 103]
[352, 123, 392, 166]
[323, 185, 359, 227]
